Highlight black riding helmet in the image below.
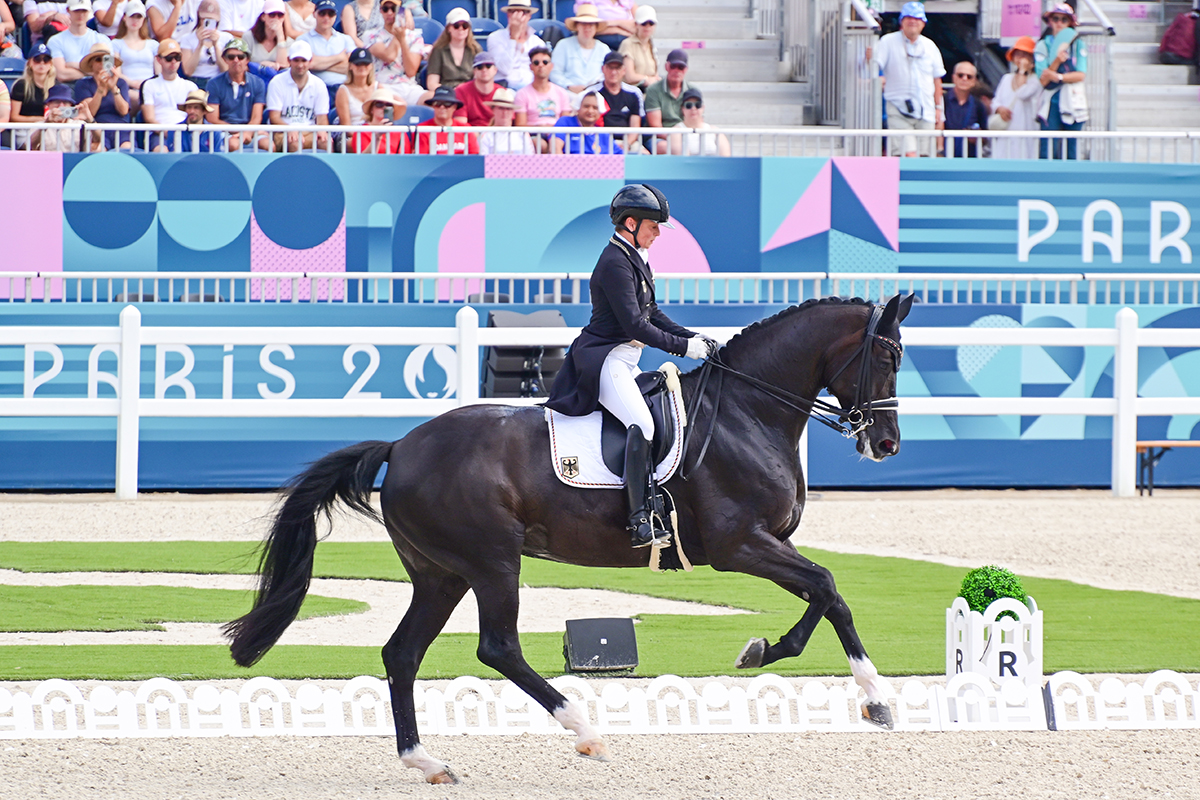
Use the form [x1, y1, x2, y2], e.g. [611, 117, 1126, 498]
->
[610, 184, 675, 228]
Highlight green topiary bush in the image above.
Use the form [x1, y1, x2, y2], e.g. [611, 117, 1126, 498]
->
[958, 565, 1027, 617]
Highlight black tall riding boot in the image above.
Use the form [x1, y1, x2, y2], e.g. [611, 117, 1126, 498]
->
[624, 426, 668, 549]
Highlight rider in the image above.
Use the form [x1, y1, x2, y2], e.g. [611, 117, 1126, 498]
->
[545, 184, 716, 549]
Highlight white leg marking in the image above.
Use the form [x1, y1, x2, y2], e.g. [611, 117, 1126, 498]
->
[553, 702, 600, 745]
[399, 744, 450, 781]
[850, 656, 892, 705]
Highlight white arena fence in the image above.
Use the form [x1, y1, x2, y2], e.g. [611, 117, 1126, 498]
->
[0, 671, 1195, 739]
[5, 271, 1200, 307]
[13, 122, 1200, 163]
[1, 306, 1197, 498]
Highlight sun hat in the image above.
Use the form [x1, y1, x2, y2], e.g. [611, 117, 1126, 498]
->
[425, 85, 463, 107]
[288, 39, 313, 60]
[473, 50, 495, 67]
[123, 0, 147, 16]
[79, 41, 123, 72]
[899, 1, 927, 22]
[445, 7, 470, 26]
[665, 48, 688, 66]
[223, 37, 251, 56]
[349, 47, 373, 64]
[566, 3, 608, 33]
[1042, 2, 1076, 24]
[1006, 35, 1037, 61]
[177, 88, 216, 113]
[486, 86, 517, 107]
[157, 38, 183, 56]
[634, 5, 656, 24]
[501, 0, 534, 12]
[45, 84, 75, 104]
[363, 86, 406, 114]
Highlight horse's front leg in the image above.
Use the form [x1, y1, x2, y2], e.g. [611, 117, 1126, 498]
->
[711, 532, 894, 730]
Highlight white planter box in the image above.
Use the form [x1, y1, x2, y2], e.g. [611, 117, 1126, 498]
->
[947, 595, 1043, 689]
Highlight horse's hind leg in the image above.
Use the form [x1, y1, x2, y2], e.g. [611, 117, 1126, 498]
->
[382, 557, 470, 784]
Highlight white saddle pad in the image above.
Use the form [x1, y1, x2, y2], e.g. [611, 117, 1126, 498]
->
[545, 364, 687, 489]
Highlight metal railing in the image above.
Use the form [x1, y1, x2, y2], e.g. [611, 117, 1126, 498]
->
[841, 0, 882, 146]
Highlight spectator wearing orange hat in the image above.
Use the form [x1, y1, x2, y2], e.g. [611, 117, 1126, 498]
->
[991, 36, 1042, 160]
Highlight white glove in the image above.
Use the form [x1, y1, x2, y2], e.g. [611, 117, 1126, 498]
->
[685, 336, 712, 360]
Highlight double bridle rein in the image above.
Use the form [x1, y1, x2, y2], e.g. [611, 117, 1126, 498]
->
[680, 305, 903, 479]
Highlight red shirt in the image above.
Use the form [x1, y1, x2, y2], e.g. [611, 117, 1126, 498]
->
[414, 119, 480, 154]
[350, 126, 408, 154]
[454, 81, 497, 127]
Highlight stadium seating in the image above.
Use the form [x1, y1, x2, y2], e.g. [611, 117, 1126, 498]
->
[552, 0, 573, 22]
[428, 0, 481, 25]
[470, 16, 501, 38]
[414, 16, 445, 45]
[0, 56, 25, 88]
[397, 105, 435, 124]
[529, 18, 568, 44]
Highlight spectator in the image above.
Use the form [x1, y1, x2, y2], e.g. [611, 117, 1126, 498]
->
[478, 86, 535, 154]
[942, 61, 987, 158]
[644, 47, 689, 152]
[1035, 3, 1087, 160]
[49, 0, 107, 83]
[991, 35, 1042, 160]
[205, 36, 271, 150]
[32, 82, 95, 151]
[361, 0, 423, 107]
[425, 7, 480, 93]
[514, 44, 571, 151]
[283, 0, 314, 39]
[0, 1, 17, 58]
[249, 0, 292, 69]
[552, 90, 619, 153]
[488, 0, 545, 91]
[113, 1, 159, 120]
[551, 3, 609, 93]
[413, 85, 478, 153]
[619, 5, 659, 90]
[176, 87, 226, 150]
[0, 79, 9, 128]
[143, 39, 199, 150]
[349, 85, 405, 152]
[218, 0, 265, 38]
[91, 0, 133, 37]
[265, 38, 330, 150]
[592, 49, 641, 150]
[455, 50, 498, 126]
[873, 1, 945, 157]
[342, 0, 385, 48]
[181, 0, 236, 89]
[9, 43, 59, 149]
[23, 0, 70, 45]
[148, 0, 202, 41]
[75, 41, 132, 151]
[668, 86, 729, 157]
[335, 45, 374, 126]
[300, 0, 354, 98]
[588, 0, 634, 49]
[1159, 6, 1198, 66]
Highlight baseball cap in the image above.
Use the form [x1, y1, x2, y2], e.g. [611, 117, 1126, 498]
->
[473, 51, 495, 67]
[157, 38, 183, 56]
[262, 0, 286, 13]
[445, 7, 470, 25]
[288, 39, 313, 61]
[349, 47, 373, 64]
[899, 1, 927, 22]
[425, 86, 463, 107]
[29, 42, 52, 60]
[223, 37, 250, 55]
[314, 0, 337, 11]
[66, 0, 90, 11]
[666, 48, 688, 66]
[680, 87, 703, 104]
[634, 5, 656, 24]
[603, 50, 624, 66]
[123, 0, 147, 16]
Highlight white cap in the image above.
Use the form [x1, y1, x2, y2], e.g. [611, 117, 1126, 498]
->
[634, 5, 657, 24]
[288, 39, 313, 61]
[262, 0, 286, 13]
[445, 7, 470, 25]
[123, 0, 146, 16]
[67, 0, 91, 10]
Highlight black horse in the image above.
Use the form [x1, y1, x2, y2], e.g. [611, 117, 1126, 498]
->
[225, 293, 915, 783]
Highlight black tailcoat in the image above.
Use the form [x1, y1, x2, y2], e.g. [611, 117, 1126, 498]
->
[545, 234, 696, 417]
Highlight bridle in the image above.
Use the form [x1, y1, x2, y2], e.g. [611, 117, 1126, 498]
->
[680, 305, 903, 479]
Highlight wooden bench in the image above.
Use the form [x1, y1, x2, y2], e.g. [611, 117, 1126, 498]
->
[1137, 441, 1200, 495]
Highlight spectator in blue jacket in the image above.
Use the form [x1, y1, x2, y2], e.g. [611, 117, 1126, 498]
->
[205, 37, 272, 150]
[551, 90, 621, 153]
[943, 61, 988, 158]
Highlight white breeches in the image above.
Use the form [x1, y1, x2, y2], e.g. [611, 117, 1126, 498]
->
[598, 344, 653, 441]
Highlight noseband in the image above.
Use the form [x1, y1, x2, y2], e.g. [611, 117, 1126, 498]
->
[681, 305, 903, 479]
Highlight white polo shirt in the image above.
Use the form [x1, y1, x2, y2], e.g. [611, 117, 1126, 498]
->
[299, 28, 354, 88]
[874, 30, 946, 123]
[142, 73, 199, 125]
[266, 69, 330, 124]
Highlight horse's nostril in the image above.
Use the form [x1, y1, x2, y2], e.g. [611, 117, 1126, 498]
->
[879, 439, 896, 455]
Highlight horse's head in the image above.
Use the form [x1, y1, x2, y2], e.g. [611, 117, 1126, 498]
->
[822, 293, 915, 462]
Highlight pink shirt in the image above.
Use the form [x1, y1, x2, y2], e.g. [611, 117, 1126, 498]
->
[514, 82, 574, 126]
[581, 0, 633, 22]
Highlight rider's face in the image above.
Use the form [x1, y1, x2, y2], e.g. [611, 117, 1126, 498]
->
[626, 218, 661, 249]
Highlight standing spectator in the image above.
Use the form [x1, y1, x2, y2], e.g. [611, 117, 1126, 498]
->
[1159, 6, 1199, 66]
[176, 87, 226, 150]
[49, 0, 107, 83]
[32, 82, 95, 151]
[75, 41, 132, 150]
[218, 0, 265, 38]
[148, 0, 201, 40]
[361, 0, 422, 106]
[282, 0, 314, 39]
[9, 43, 58, 149]
[142, 39, 199, 150]
[265, 38, 330, 150]
[334, 45, 374, 126]
[514, 43, 571, 151]
[248, 0, 292, 69]
[206, 37, 271, 150]
[341, 0, 383, 48]
[413, 85, 478, 153]
[425, 7, 479, 93]
[619, 5, 659, 90]
[181, 0, 235, 88]
[455, 50, 498, 127]
[300, 0, 354, 99]
[92, 0, 133, 37]
[668, 86, 729, 156]
[488, 0, 544, 91]
[350, 85, 405, 152]
[943, 61, 987, 158]
[644, 47, 689, 152]
[551, 3, 609, 94]
[592, 50, 641, 150]
[873, 1, 945, 157]
[113, 1, 159, 121]
[479, 86, 535, 154]
[1035, 3, 1087, 160]
[23, 0, 70, 46]
[552, 90, 620, 153]
[991, 36, 1042, 160]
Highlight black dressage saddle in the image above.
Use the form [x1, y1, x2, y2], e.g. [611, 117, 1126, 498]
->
[599, 371, 677, 479]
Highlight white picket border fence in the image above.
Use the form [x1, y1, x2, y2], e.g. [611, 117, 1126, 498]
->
[2, 306, 1200, 498]
[0, 671, 1195, 739]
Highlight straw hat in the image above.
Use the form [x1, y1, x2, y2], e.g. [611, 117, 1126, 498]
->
[363, 86, 407, 116]
[566, 3, 608, 33]
[501, 0, 534, 13]
[486, 86, 517, 108]
[177, 89, 216, 113]
[79, 41, 123, 73]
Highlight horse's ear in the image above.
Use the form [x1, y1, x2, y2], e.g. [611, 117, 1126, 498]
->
[896, 293, 916, 324]
[879, 293, 916, 331]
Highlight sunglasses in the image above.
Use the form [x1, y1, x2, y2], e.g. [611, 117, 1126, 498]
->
[450, 21, 470, 29]
[316, 9, 336, 15]
[225, 52, 248, 60]
[160, 53, 182, 62]
[431, 101, 457, 108]
[954, 72, 976, 79]
[32, 55, 52, 63]
[474, 63, 493, 69]
[682, 101, 701, 109]
[530, 58, 550, 65]
[380, 3, 396, 9]
[667, 63, 686, 70]
[1049, 14, 1071, 21]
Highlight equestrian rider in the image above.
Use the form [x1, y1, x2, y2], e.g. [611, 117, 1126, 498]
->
[545, 184, 716, 549]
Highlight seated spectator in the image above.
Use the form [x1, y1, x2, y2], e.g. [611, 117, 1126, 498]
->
[413, 85, 478, 153]
[591, 49, 642, 150]
[335, 46, 375, 126]
[32, 82, 95, 151]
[425, 7, 480, 93]
[350, 85, 406, 152]
[50, 0, 108, 83]
[23, 0, 71, 47]
[488, 0, 545, 92]
[619, 5, 659, 90]
[181, 0, 236, 89]
[218, 0, 265, 38]
[75, 41, 133, 151]
[142, 39, 200, 149]
[668, 87, 729, 157]
[1160, 7, 1199, 66]
[588, 0, 634, 49]
[206, 37, 272, 150]
[2, 1, 22, 57]
[249, 0, 293, 70]
[552, 90, 620, 153]
[991, 36, 1042, 160]
[112, 1, 159, 120]
[943, 60, 987, 158]
[299, 0, 353, 102]
[644, 47, 690, 152]
[455, 51, 498, 127]
[514, 45, 571, 150]
[342, 0, 386, 48]
[361, 0, 423, 107]
[92, 0, 133, 37]
[479, 86, 535, 153]
[9, 43, 58, 150]
[0, 79, 10, 128]
[148, 0, 202, 41]
[283, 0, 315, 40]
[265, 38, 331, 150]
[551, 4, 610, 93]
[176, 87, 226, 150]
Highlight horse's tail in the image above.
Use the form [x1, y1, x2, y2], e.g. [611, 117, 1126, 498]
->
[224, 440, 392, 667]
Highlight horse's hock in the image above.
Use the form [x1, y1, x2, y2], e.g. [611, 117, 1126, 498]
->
[946, 597, 1045, 725]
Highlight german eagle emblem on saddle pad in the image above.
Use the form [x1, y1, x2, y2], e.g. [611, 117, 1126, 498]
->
[545, 363, 687, 488]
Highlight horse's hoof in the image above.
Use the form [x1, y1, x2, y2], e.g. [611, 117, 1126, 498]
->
[427, 766, 460, 785]
[735, 637, 768, 669]
[862, 701, 895, 731]
[575, 738, 610, 762]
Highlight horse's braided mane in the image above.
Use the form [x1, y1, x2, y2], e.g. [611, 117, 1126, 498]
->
[719, 295, 874, 359]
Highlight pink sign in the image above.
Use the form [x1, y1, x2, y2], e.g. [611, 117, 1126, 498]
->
[1128, 3, 1147, 19]
[1001, 0, 1042, 39]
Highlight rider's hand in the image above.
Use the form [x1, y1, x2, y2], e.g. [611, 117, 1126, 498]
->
[685, 336, 714, 361]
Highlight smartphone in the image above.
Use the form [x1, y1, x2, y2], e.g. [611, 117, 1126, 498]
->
[203, 18, 217, 29]
[102, 53, 115, 72]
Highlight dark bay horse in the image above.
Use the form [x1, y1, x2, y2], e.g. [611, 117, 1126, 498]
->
[225, 293, 915, 783]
